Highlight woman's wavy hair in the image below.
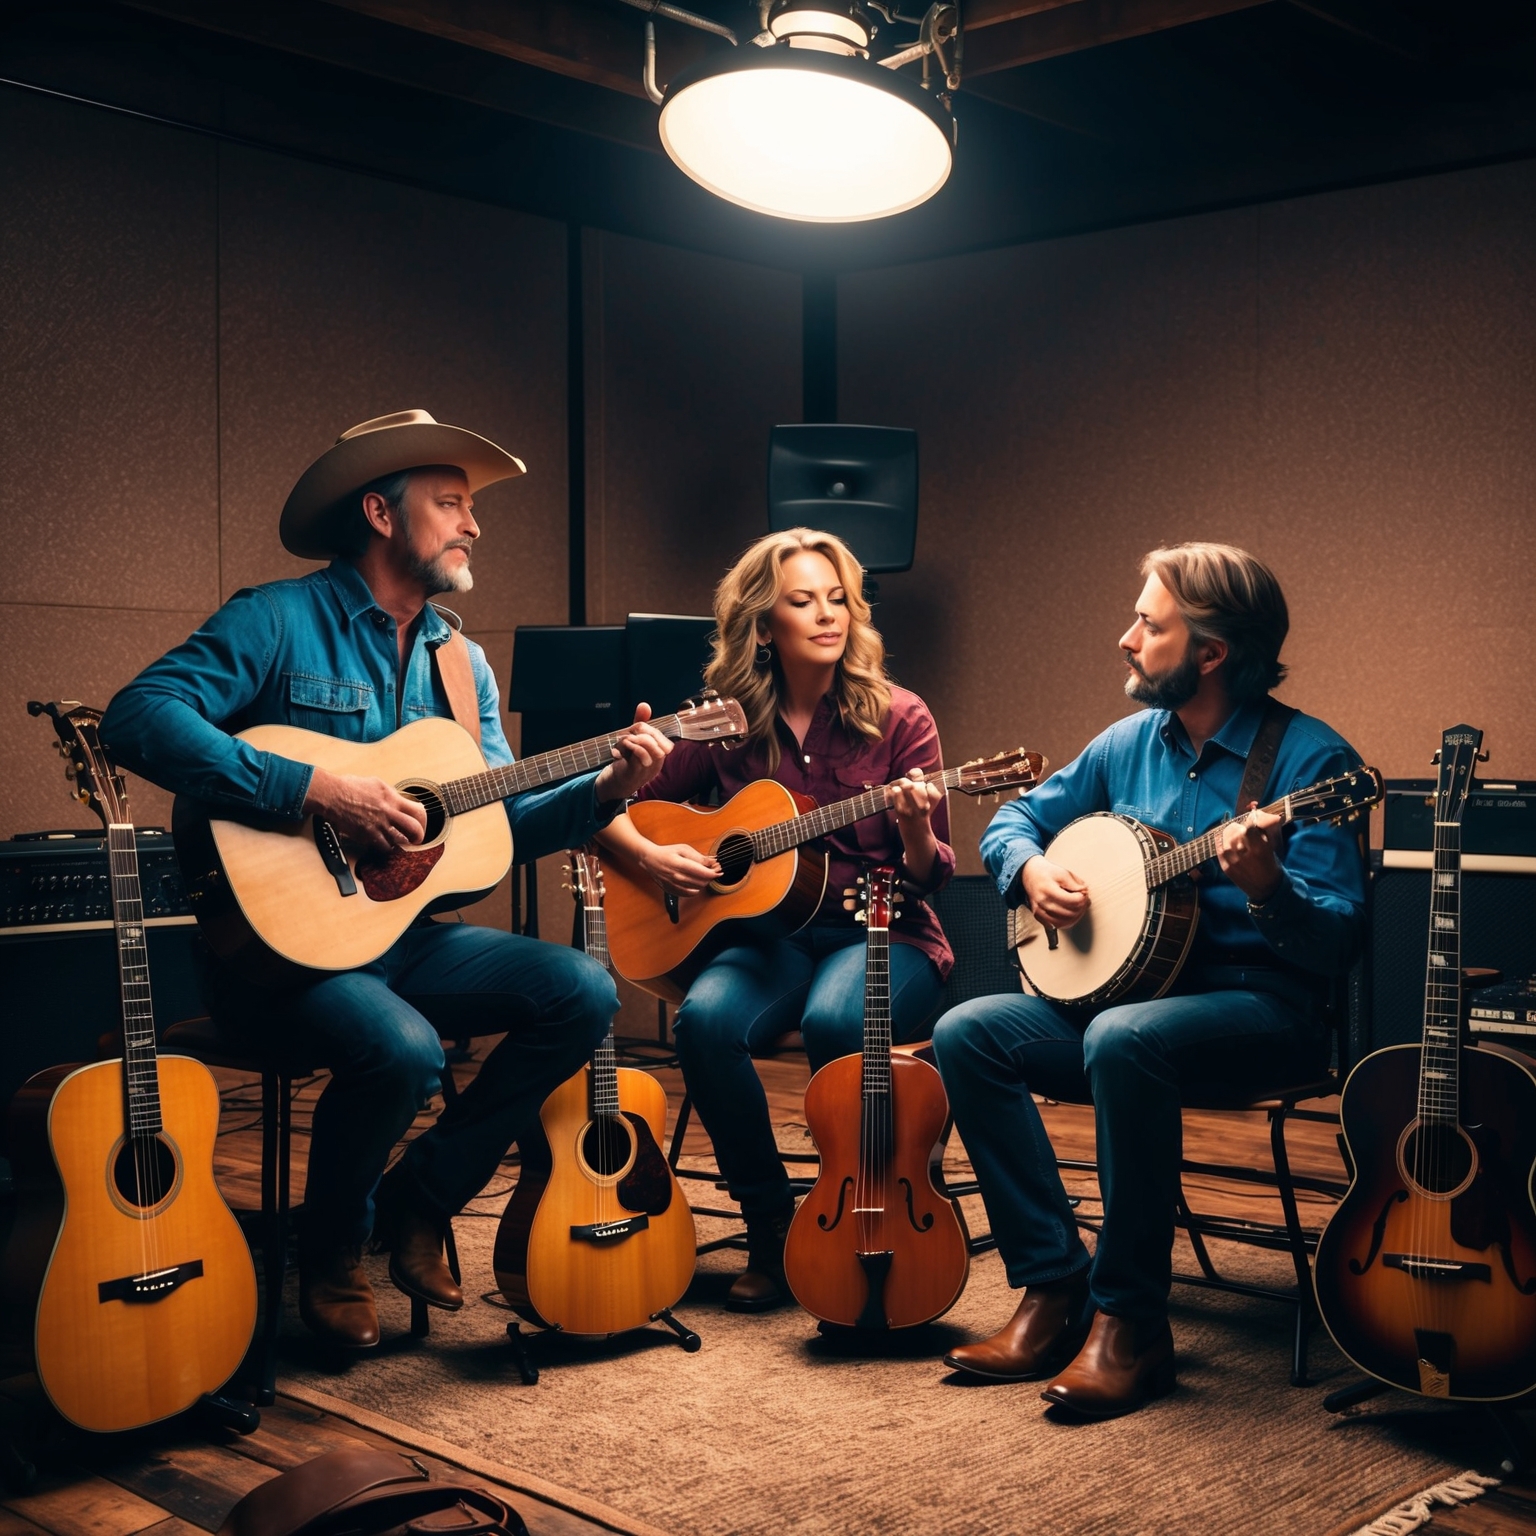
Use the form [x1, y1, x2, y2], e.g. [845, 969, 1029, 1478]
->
[705, 528, 891, 769]
[1142, 542, 1289, 702]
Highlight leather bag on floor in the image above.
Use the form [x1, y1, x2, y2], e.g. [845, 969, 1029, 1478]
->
[218, 1445, 529, 1536]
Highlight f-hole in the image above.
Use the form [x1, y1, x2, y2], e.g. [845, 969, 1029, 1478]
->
[398, 781, 448, 844]
[1397, 1120, 1477, 1200]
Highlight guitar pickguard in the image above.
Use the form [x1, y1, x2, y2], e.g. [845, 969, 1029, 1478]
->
[355, 843, 445, 901]
[616, 1111, 674, 1217]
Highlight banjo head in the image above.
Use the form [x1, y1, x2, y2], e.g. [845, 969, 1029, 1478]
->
[1014, 814, 1160, 1006]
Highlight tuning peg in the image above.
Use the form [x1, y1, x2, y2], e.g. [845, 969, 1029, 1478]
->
[854, 910, 867, 923]
[1478, 749, 1490, 762]
[1431, 750, 1442, 765]
[843, 886, 857, 898]
[843, 898, 857, 911]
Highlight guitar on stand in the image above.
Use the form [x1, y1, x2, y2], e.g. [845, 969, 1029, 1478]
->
[1315, 725, 1536, 1424]
[783, 866, 970, 1331]
[2, 703, 257, 1432]
[493, 849, 699, 1379]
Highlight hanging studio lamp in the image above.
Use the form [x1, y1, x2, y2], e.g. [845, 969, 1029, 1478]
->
[657, 4, 956, 224]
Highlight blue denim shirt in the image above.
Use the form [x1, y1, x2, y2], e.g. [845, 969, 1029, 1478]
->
[981, 699, 1366, 976]
[101, 560, 618, 862]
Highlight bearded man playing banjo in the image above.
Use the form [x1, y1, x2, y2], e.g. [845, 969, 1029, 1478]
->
[930, 542, 1366, 1419]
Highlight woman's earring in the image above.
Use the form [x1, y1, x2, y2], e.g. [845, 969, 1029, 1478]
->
[754, 641, 773, 667]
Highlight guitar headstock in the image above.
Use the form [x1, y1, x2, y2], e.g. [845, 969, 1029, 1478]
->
[954, 748, 1047, 798]
[674, 691, 749, 744]
[566, 846, 606, 911]
[1431, 725, 1486, 827]
[843, 865, 901, 929]
[1286, 765, 1385, 827]
[29, 700, 127, 830]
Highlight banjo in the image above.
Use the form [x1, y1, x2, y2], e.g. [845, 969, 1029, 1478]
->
[1008, 766, 1383, 1009]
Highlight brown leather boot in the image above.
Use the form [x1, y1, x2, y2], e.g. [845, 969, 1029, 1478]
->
[943, 1272, 1091, 1381]
[726, 1208, 793, 1313]
[374, 1176, 463, 1311]
[299, 1244, 380, 1349]
[1040, 1310, 1176, 1419]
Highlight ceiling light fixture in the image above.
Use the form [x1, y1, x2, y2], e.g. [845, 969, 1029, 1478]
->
[628, 0, 960, 225]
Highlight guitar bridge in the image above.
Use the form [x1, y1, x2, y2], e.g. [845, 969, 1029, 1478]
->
[1384, 1253, 1492, 1283]
[314, 820, 358, 897]
[570, 1215, 649, 1245]
[98, 1259, 204, 1304]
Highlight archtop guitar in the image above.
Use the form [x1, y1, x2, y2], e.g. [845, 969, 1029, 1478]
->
[1314, 725, 1536, 1401]
[172, 694, 747, 983]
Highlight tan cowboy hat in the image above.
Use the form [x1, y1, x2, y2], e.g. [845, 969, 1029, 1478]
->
[280, 409, 527, 559]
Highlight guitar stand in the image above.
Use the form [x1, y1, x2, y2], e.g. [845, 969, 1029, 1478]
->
[1323, 1379, 1534, 1475]
[198, 1391, 261, 1436]
[503, 1309, 701, 1384]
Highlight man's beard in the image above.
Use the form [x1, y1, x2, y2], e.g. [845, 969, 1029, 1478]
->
[397, 512, 473, 594]
[1124, 644, 1201, 710]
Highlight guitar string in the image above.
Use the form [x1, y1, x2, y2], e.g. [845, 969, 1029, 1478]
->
[112, 826, 157, 1284]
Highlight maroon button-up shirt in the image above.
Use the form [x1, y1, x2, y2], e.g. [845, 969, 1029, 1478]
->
[635, 685, 955, 979]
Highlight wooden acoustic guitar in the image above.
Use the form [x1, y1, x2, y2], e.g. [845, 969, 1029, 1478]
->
[1314, 724, 1536, 1401]
[1007, 765, 1384, 1009]
[783, 866, 970, 1329]
[603, 747, 1045, 1002]
[493, 849, 698, 1338]
[172, 693, 747, 983]
[3, 703, 257, 1432]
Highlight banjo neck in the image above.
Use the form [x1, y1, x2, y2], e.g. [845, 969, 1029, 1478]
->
[1141, 794, 1295, 890]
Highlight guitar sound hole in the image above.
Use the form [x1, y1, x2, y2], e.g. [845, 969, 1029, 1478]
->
[112, 1134, 178, 1210]
[1402, 1123, 1475, 1196]
[714, 833, 754, 888]
[400, 782, 447, 842]
[580, 1115, 635, 1179]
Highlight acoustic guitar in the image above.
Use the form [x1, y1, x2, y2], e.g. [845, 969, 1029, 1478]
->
[1314, 725, 1536, 1401]
[603, 748, 1045, 1002]
[1007, 766, 1383, 1008]
[172, 693, 747, 983]
[493, 849, 698, 1337]
[3, 703, 257, 1432]
[783, 866, 970, 1329]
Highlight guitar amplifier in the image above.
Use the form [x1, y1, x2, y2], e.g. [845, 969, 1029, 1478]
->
[1369, 853, 1536, 1053]
[1382, 777, 1536, 866]
[0, 829, 205, 1144]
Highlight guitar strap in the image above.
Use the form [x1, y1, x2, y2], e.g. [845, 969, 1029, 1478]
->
[431, 626, 482, 751]
[1236, 696, 1296, 813]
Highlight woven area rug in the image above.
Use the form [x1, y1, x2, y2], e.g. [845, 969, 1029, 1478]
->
[275, 1196, 1499, 1536]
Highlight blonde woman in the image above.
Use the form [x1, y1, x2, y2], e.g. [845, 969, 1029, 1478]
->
[599, 529, 955, 1311]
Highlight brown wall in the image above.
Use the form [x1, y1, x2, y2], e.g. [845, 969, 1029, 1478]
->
[1, 90, 568, 934]
[838, 159, 1536, 869]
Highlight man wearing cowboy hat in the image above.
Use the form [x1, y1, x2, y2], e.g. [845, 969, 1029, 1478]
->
[103, 411, 674, 1349]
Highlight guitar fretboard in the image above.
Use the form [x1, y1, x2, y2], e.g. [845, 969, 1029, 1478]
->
[438, 709, 714, 818]
[108, 824, 162, 1136]
[580, 898, 620, 1118]
[750, 764, 964, 862]
[1419, 816, 1463, 1127]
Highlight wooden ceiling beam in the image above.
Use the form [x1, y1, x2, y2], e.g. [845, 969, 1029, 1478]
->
[319, 0, 719, 99]
[963, 0, 1273, 76]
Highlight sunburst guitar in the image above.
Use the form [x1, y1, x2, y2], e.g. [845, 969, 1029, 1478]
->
[493, 849, 698, 1339]
[2, 703, 257, 1431]
[1314, 724, 1536, 1401]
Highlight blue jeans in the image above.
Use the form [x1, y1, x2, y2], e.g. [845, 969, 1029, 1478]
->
[930, 965, 1326, 1319]
[673, 926, 944, 1222]
[212, 921, 615, 1245]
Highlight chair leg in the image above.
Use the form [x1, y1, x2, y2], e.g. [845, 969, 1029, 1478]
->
[1270, 1103, 1316, 1387]
[1175, 1182, 1221, 1282]
[667, 1093, 694, 1171]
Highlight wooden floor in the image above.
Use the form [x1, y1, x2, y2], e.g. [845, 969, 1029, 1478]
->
[5, 1036, 1536, 1536]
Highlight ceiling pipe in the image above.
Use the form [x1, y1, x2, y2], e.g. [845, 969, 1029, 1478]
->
[614, 0, 739, 47]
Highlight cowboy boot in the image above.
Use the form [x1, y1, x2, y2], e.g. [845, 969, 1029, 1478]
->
[726, 1206, 794, 1313]
[299, 1242, 380, 1349]
[943, 1271, 1091, 1381]
[1040, 1310, 1176, 1419]
[374, 1171, 463, 1311]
